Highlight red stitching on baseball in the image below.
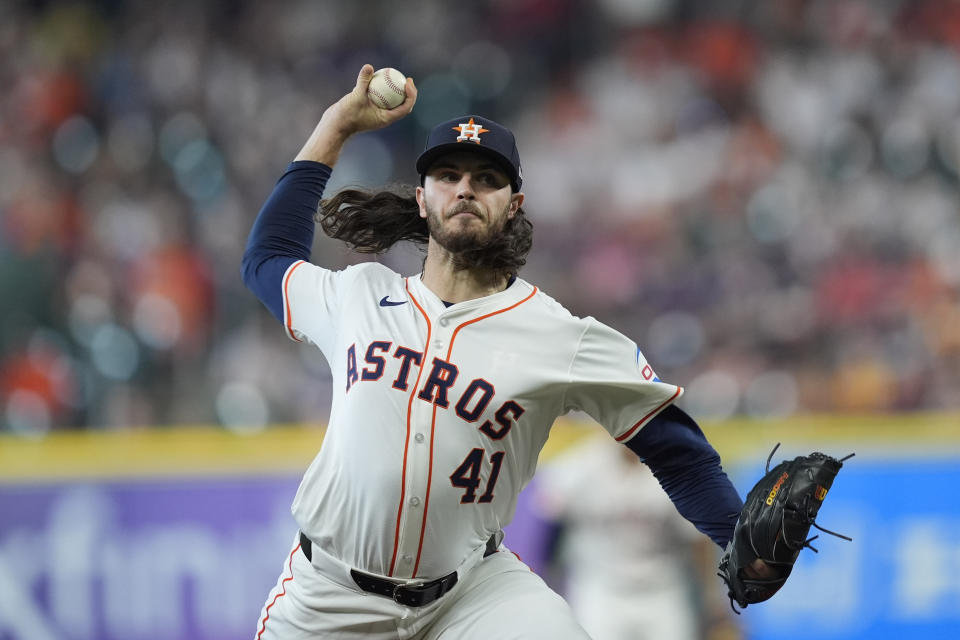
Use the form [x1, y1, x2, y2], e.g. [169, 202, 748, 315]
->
[369, 87, 392, 109]
[382, 70, 404, 96]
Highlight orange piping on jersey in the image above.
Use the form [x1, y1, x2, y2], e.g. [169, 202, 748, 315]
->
[283, 261, 307, 342]
[510, 550, 534, 571]
[390, 279, 430, 577]
[412, 285, 538, 576]
[614, 385, 684, 443]
[256, 543, 300, 639]
[412, 395, 441, 577]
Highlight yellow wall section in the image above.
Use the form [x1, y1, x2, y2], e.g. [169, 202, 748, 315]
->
[1, 414, 958, 483]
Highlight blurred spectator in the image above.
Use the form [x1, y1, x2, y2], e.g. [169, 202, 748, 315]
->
[1, 0, 959, 431]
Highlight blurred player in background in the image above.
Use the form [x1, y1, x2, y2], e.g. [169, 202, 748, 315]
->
[536, 436, 742, 640]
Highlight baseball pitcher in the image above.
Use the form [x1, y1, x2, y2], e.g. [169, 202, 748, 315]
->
[243, 65, 842, 639]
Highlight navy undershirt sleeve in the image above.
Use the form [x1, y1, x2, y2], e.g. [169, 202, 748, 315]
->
[624, 404, 743, 548]
[241, 161, 332, 322]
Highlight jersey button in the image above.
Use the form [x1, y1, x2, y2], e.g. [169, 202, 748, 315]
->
[414, 433, 425, 443]
[409, 497, 421, 507]
[439, 318, 449, 327]
[402, 555, 413, 564]
[433, 340, 444, 350]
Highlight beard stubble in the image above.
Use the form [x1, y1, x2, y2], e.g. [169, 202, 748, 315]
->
[424, 200, 511, 256]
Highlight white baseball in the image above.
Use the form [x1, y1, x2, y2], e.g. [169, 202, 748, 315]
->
[367, 68, 407, 109]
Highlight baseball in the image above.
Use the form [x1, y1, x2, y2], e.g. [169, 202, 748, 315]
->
[367, 67, 407, 109]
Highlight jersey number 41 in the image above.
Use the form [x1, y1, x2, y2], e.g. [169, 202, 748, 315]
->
[450, 449, 505, 504]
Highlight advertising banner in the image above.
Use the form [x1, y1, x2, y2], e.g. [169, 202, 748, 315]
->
[0, 476, 300, 640]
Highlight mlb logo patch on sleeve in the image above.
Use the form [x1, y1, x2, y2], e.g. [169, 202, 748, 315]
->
[636, 347, 661, 382]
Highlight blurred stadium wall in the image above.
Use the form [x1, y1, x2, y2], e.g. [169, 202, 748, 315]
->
[1, 416, 959, 640]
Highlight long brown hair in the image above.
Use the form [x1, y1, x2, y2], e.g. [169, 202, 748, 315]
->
[317, 186, 533, 274]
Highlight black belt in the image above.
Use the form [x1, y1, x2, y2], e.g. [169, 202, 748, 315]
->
[299, 531, 498, 607]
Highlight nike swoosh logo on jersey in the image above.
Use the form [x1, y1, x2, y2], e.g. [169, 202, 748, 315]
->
[379, 296, 408, 307]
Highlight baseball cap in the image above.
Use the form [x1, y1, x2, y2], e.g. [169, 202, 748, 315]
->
[416, 115, 523, 192]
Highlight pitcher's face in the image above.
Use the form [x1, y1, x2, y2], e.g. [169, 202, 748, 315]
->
[417, 151, 522, 253]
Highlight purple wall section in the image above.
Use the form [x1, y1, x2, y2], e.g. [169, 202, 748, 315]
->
[0, 474, 551, 640]
[0, 476, 301, 640]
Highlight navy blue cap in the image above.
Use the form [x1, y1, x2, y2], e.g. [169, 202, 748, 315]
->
[416, 115, 523, 192]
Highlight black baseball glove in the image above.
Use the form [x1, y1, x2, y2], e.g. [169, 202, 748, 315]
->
[718, 444, 854, 612]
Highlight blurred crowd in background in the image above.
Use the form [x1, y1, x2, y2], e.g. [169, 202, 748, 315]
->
[2, 0, 960, 434]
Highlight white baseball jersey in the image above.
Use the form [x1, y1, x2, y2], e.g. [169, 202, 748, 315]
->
[281, 259, 683, 580]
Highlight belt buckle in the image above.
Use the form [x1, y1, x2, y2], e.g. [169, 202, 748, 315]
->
[392, 580, 422, 605]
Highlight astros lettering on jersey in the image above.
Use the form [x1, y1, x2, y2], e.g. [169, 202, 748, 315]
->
[281, 260, 682, 579]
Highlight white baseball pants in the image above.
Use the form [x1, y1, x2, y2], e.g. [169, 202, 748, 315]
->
[254, 531, 591, 640]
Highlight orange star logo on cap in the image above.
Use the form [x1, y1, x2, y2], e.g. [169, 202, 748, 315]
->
[453, 118, 489, 143]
